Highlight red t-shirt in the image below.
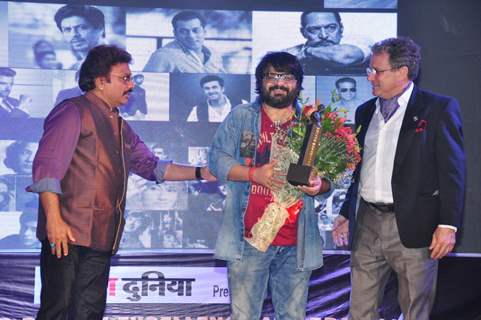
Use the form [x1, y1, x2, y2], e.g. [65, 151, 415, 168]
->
[244, 108, 297, 246]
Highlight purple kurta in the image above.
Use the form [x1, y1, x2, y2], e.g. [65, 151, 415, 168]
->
[28, 92, 169, 252]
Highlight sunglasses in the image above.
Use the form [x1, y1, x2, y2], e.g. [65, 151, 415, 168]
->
[339, 88, 356, 93]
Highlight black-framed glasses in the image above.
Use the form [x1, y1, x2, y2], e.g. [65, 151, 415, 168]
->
[366, 67, 398, 76]
[339, 88, 356, 93]
[264, 72, 296, 82]
[110, 73, 133, 84]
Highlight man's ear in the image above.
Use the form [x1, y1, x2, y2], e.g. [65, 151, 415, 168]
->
[398, 66, 409, 79]
[94, 76, 106, 90]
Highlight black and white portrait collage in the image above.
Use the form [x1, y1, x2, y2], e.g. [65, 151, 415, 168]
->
[0, 1, 397, 251]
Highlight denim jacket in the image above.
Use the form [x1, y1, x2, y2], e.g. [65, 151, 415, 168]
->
[209, 97, 327, 271]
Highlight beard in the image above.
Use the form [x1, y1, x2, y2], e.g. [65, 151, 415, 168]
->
[260, 85, 299, 109]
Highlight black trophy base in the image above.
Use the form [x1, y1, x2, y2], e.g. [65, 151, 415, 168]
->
[287, 163, 312, 186]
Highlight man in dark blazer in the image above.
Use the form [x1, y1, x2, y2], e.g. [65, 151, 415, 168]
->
[332, 37, 466, 320]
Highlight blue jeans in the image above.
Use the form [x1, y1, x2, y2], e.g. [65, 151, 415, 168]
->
[228, 242, 312, 320]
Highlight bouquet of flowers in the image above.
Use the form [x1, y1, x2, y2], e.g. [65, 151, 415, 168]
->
[246, 94, 361, 252]
[246, 129, 303, 252]
[288, 95, 361, 183]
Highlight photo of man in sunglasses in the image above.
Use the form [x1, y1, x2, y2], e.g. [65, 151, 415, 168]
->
[333, 76, 362, 124]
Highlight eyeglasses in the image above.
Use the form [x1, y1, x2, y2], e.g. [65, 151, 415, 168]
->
[305, 23, 339, 35]
[366, 67, 398, 76]
[110, 74, 133, 84]
[264, 72, 296, 82]
[339, 88, 356, 93]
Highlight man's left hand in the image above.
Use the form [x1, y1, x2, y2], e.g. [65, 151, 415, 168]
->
[429, 226, 456, 259]
[298, 175, 322, 196]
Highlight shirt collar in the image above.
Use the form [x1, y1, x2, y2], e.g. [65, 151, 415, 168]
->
[375, 81, 414, 111]
[207, 95, 230, 109]
[397, 81, 414, 108]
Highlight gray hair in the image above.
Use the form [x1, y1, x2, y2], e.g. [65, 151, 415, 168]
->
[372, 36, 421, 80]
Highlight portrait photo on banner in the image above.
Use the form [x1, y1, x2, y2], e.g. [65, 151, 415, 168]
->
[169, 73, 250, 122]
[7, 2, 126, 70]
[315, 188, 349, 250]
[125, 174, 188, 212]
[0, 210, 40, 250]
[252, 11, 397, 75]
[119, 210, 153, 250]
[183, 181, 225, 249]
[0, 67, 54, 120]
[125, 8, 252, 73]
[0, 174, 16, 213]
[316, 75, 373, 124]
[0, 140, 37, 176]
[0, 2, 7, 66]
[119, 209, 186, 250]
[324, 0, 397, 9]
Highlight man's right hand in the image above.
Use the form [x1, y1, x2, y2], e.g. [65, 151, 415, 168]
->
[251, 161, 284, 191]
[46, 216, 76, 258]
[332, 215, 349, 247]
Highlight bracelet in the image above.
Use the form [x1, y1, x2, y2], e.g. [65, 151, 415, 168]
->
[248, 167, 256, 182]
[195, 166, 203, 180]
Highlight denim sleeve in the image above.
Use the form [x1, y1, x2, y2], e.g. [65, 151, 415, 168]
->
[27, 101, 81, 194]
[209, 112, 242, 183]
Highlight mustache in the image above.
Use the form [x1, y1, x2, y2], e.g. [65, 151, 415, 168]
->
[312, 39, 337, 46]
[269, 85, 289, 93]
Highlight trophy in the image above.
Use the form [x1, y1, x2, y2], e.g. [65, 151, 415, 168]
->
[287, 110, 322, 186]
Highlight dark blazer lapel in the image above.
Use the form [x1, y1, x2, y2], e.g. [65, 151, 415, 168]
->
[394, 86, 424, 168]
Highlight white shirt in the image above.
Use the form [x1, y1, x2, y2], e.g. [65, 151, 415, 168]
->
[187, 96, 232, 122]
[359, 82, 413, 204]
[359, 83, 456, 231]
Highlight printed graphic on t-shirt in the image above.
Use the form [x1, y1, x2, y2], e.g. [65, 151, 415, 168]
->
[240, 131, 256, 158]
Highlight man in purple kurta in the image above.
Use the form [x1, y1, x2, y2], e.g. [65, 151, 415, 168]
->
[28, 45, 214, 320]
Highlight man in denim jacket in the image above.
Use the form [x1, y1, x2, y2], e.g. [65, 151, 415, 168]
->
[209, 52, 331, 319]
